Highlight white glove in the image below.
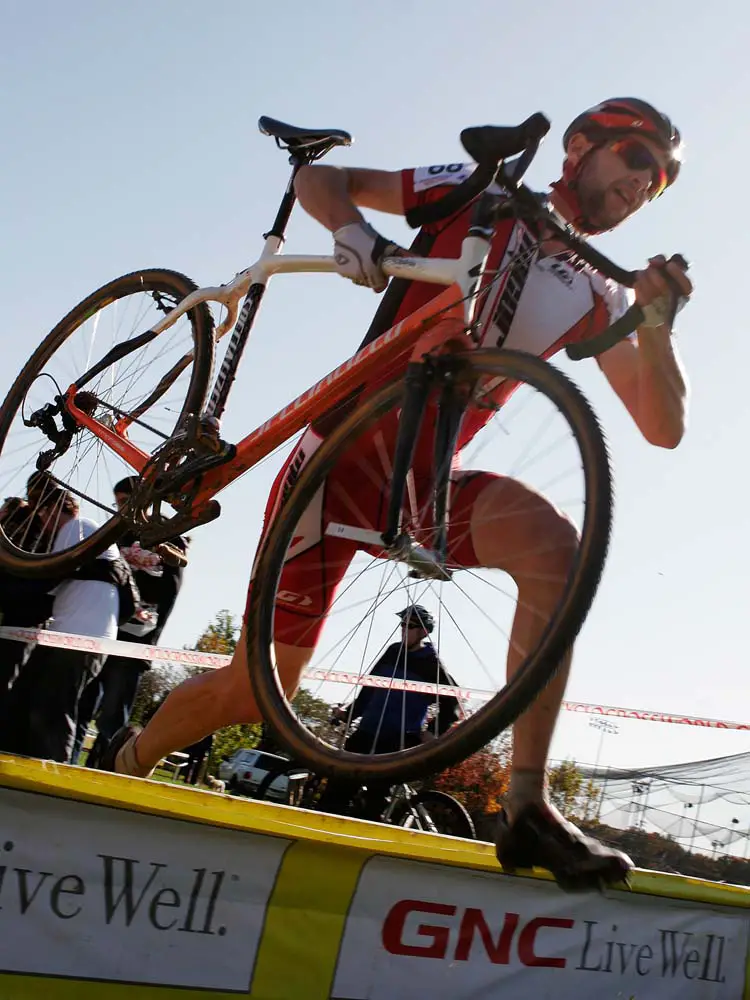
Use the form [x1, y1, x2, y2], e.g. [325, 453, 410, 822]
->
[639, 293, 687, 329]
[333, 221, 402, 293]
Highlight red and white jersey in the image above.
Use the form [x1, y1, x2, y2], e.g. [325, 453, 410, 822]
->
[396, 163, 633, 361]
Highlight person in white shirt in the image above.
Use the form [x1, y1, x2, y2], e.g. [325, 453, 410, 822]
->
[0, 490, 119, 762]
[72, 475, 189, 768]
[50, 513, 119, 641]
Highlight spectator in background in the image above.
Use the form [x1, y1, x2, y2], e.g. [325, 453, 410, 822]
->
[316, 604, 459, 820]
[75, 476, 189, 768]
[0, 497, 55, 698]
[180, 732, 214, 785]
[0, 489, 119, 762]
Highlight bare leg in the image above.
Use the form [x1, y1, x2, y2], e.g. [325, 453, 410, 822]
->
[469, 477, 577, 816]
[116, 632, 312, 776]
[468, 476, 632, 887]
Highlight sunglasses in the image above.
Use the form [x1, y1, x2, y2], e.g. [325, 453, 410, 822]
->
[609, 138, 668, 198]
[401, 621, 421, 630]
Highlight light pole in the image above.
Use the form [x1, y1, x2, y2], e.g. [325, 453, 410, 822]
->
[589, 717, 619, 821]
[630, 779, 652, 831]
[687, 784, 706, 854]
[683, 801, 694, 842]
[731, 808, 750, 860]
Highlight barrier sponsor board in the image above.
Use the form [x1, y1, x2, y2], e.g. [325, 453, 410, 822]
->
[0, 787, 289, 991]
[333, 856, 750, 1000]
[0, 760, 748, 999]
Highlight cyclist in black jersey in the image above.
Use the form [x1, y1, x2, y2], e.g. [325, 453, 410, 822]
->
[316, 605, 459, 818]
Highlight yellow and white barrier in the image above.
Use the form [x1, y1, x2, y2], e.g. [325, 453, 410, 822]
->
[0, 755, 748, 999]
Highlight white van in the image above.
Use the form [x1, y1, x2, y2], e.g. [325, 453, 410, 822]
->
[218, 748, 290, 801]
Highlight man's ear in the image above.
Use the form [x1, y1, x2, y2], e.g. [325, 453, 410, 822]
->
[565, 131, 596, 168]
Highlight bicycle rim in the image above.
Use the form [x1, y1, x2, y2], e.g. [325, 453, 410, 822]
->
[409, 791, 476, 839]
[0, 269, 213, 575]
[247, 348, 612, 782]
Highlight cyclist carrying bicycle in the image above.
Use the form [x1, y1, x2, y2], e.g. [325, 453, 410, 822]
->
[105, 97, 692, 891]
[316, 604, 459, 818]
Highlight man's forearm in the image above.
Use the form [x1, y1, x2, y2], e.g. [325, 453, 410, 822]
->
[634, 325, 689, 448]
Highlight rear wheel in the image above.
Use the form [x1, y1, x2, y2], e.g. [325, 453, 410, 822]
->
[0, 269, 214, 576]
[247, 348, 612, 782]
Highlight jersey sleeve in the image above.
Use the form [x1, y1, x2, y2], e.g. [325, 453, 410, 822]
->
[401, 163, 477, 229]
[578, 270, 638, 350]
[601, 276, 635, 325]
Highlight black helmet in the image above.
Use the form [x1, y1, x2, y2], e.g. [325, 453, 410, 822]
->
[396, 604, 434, 633]
[113, 475, 139, 496]
[563, 97, 683, 196]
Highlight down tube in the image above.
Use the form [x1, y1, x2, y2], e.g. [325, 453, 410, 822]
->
[205, 282, 266, 421]
[192, 287, 468, 503]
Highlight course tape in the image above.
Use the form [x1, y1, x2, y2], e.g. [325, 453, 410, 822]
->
[1, 625, 747, 731]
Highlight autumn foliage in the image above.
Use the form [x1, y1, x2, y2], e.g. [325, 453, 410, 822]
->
[430, 738, 511, 816]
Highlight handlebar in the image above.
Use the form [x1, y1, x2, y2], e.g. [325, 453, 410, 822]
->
[404, 112, 551, 230]
[402, 113, 689, 360]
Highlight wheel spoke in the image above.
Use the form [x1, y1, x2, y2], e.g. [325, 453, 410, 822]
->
[250, 349, 611, 783]
[0, 271, 209, 565]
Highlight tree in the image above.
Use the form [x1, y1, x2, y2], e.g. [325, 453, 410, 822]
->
[131, 609, 261, 776]
[254, 688, 341, 759]
[548, 759, 583, 816]
[131, 611, 240, 728]
[292, 688, 341, 745]
[129, 667, 173, 727]
[191, 610, 264, 775]
[548, 759, 601, 822]
[194, 609, 239, 655]
[577, 820, 750, 886]
[430, 736, 511, 817]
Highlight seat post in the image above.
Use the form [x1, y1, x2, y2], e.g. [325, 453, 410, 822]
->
[263, 155, 308, 243]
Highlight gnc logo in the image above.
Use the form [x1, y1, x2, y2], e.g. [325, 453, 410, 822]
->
[382, 899, 575, 969]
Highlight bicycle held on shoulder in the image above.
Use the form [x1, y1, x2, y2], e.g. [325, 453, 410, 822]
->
[0, 111, 684, 784]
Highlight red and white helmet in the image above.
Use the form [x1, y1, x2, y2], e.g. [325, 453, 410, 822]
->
[553, 97, 684, 234]
[564, 97, 683, 194]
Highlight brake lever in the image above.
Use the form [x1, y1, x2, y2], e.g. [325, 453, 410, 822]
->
[653, 254, 690, 329]
[565, 253, 691, 361]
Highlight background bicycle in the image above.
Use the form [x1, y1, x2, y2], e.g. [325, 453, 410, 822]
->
[252, 761, 476, 840]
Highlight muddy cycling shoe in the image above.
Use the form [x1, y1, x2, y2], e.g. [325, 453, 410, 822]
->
[99, 725, 143, 775]
[495, 802, 633, 893]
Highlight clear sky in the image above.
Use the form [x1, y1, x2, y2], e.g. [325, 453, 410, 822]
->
[2, 0, 748, 800]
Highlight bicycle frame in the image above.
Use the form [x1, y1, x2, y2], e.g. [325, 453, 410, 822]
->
[64, 225, 494, 517]
[29, 106, 669, 558]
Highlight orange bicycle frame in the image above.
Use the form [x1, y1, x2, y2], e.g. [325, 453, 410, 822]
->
[64, 285, 469, 516]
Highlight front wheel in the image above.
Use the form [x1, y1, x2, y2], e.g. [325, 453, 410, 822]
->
[0, 269, 214, 577]
[247, 348, 612, 783]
